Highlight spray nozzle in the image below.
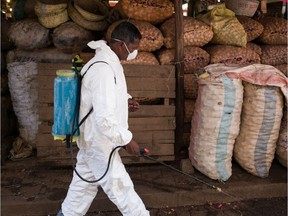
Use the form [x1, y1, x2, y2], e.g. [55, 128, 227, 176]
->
[140, 148, 149, 155]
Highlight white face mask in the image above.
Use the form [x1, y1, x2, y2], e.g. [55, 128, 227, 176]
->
[113, 38, 138, 61]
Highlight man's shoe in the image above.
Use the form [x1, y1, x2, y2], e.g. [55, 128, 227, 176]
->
[57, 209, 64, 216]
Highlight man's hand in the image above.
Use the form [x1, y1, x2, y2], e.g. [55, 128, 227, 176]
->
[125, 139, 140, 155]
[128, 98, 140, 112]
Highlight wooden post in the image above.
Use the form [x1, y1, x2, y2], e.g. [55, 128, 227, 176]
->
[174, 0, 185, 157]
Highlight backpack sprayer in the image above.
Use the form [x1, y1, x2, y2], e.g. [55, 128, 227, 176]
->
[51, 55, 236, 201]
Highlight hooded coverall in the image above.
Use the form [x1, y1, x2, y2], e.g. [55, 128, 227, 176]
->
[61, 40, 150, 216]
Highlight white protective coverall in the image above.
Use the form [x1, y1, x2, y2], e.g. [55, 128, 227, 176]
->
[61, 40, 150, 216]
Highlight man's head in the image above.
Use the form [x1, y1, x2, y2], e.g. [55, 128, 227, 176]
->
[109, 22, 142, 61]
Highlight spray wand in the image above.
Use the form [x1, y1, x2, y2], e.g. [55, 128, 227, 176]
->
[139, 148, 236, 200]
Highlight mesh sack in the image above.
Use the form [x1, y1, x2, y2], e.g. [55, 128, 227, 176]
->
[261, 45, 287, 65]
[7, 61, 39, 145]
[8, 19, 51, 50]
[106, 19, 164, 52]
[246, 42, 262, 56]
[118, 0, 174, 24]
[157, 46, 210, 73]
[197, 5, 247, 47]
[160, 16, 213, 48]
[184, 99, 196, 123]
[189, 68, 243, 181]
[184, 73, 198, 99]
[274, 64, 287, 77]
[52, 21, 94, 53]
[258, 17, 287, 45]
[121, 52, 159, 65]
[236, 16, 264, 42]
[234, 82, 283, 177]
[276, 105, 287, 167]
[206, 45, 260, 65]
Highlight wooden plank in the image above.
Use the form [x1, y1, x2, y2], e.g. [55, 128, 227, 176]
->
[129, 117, 176, 131]
[36, 155, 175, 166]
[123, 64, 175, 78]
[36, 130, 175, 147]
[38, 105, 175, 121]
[37, 63, 175, 78]
[38, 89, 176, 103]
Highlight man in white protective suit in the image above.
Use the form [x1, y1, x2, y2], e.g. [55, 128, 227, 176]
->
[57, 22, 150, 216]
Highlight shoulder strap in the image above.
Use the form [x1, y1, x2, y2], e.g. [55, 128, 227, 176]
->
[72, 61, 109, 136]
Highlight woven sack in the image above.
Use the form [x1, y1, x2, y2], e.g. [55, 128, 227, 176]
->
[261, 45, 287, 65]
[34, 1, 67, 15]
[246, 42, 262, 56]
[118, 0, 174, 24]
[206, 45, 260, 65]
[197, 5, 247, 47]
[74, 0, 110, 16]
[106, 19, 164, 52]
[67, 2, 108, 31]
[234, 82, 283, 177]
[121, 52, 159, 65]
[189, 68, 243, 181]
[8, 19, 51, 50]
[258, 17, 287, 45]
[37, 0, 68, 4]
[184, 74, 198, 99]
[52, 22, 94, 53]
[184, 99, 196, 123]
[160, 16, 213, 48]
[74, 4, 106, 22]
[158, 46, 210, 73]
[276, 105, 287, 167]
[38, 9, 69, 28]
[236, 16, 264, 42]
[7, 62, 39, 145]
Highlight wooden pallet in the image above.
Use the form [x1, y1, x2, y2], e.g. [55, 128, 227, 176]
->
[36, 63, 176, 166]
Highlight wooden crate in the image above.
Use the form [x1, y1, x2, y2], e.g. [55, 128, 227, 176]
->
[36, 62, 176, 165]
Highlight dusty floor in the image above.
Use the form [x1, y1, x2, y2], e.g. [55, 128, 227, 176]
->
[87, 197, 287, 216]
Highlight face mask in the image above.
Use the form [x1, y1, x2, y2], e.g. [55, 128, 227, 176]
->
[113, 38, 138, 61]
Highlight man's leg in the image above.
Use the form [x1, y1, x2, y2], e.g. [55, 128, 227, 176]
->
[100, 155, 150, 216]
[61, 150, 99, 216]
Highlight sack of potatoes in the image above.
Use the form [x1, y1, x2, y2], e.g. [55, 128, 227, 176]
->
[157, 46, 210, 73]
[121, 52, 159, 65]
[160, 16, 213, 48]
[117, 0, 174, 24]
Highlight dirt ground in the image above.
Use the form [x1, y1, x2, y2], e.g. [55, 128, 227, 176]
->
[87, 197, 287, 216]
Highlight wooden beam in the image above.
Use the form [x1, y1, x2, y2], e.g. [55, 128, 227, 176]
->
[174, 0, 185, 157]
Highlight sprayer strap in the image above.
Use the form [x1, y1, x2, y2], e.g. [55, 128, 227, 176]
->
[82, 61, 109, 79]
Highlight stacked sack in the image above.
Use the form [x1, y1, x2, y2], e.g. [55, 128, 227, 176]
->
[34, 0, 69, 28]
[189, 63, 288, 181]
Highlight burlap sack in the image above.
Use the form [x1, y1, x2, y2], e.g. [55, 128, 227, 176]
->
[189, 68, 243, 181]
[197, 5, 247, 47]
[206, 45, 260, 65]
[184, 74, 198, 99]
[8, 19, 51, 50]
[106, 19, 164, 52]
[261, 45, 287, 65]
[160, 16, 213, 48]
[52, 21, 94, 53]
[258, 17, 287, 45]
[157, 46, 210, 73]
[236, 16, 264, 42]
[121, 52, 159, 65]
[118, 0, 174, 24]
[234, 82, 283, 177]
[276, 105, 287, 167]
